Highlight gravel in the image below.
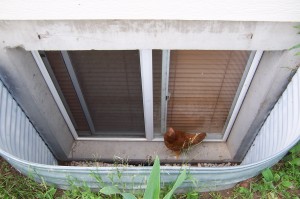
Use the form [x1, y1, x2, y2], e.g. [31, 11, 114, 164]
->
[67, 161, 238, 167]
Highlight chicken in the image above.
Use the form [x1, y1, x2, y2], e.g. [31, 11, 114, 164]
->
[164, 127, 206, 158]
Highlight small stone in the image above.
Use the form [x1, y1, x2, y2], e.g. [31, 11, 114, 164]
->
[239, 181, 250, 188]
[64, 160, 239, 168]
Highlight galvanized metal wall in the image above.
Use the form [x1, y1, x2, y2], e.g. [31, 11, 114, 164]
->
[0, 69, 299, 191]
[242, 69, 300, 164]
[0, 81, 57, 165]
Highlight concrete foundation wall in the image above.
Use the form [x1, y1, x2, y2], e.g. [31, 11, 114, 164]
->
[0, 21, 299, 51]
[228, 50, 300, 161]
[0, 48, 74, 160]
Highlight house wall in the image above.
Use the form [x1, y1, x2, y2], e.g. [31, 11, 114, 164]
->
[0, 0, 299, 22]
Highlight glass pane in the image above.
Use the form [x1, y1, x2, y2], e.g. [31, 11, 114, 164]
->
[153, 50, 162, 136]
[45, 50, 145, 138]
[44, 51, 90, 134]
[167, 50, 251, 137]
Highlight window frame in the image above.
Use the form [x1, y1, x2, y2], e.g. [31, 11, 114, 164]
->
[32, 50, 263, 142]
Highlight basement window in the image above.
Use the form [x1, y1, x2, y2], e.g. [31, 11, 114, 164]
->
[39, 50, 256, 141]
[166, 50, 252, 140]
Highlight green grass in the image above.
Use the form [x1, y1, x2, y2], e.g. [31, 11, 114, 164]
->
[0, 141, 299, 198]
[0, 159, 57, 199]
[230, 142, 300, 199]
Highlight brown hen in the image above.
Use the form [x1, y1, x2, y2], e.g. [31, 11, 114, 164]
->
[164, 127, 206, 158]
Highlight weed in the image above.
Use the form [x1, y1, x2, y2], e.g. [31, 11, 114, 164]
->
[290, 25, 300, 56]
[0, 158, 57, 199]
[232, 141, 300, 199]
[209, 192, 223, 199]
[184, 191, 200, 199]
[90, 170, 106, 188]
[233, 186, 254, 198]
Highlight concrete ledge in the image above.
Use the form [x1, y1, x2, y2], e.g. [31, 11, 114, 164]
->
[69, 141, 232, 163]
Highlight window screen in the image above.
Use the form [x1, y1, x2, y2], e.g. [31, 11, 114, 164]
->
[45, 50, 145, 138]
[153, 50, 162, 135]
[167, 50, 251, 134]
[45, 52, 90, 133]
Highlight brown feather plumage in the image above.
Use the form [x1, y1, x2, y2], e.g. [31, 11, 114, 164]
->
[164, 127, 206, 158]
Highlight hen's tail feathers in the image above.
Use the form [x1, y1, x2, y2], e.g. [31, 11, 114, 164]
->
[190, 132, 206, 145]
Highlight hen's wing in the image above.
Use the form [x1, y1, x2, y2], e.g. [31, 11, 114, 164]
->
[182, 132, 206, 149]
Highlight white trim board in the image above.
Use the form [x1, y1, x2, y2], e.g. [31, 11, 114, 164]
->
[139, 49, 154, 140]
[0, 0, 300, 21]
[0, 21, 298, 51]
[160, 50, 170, 134]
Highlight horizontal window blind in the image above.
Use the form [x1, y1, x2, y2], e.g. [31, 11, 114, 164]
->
[167, 50, 250, 133]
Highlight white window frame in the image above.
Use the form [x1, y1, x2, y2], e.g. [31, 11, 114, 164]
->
[32, 50, 263, 142]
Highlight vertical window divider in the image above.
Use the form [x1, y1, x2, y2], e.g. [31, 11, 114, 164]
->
[139, 49, 154, 140]
[61, 51, 96, 134]
[161, 50, 170, 134]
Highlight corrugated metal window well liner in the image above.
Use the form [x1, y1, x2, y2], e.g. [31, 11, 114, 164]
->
[0, 66, 299, 191]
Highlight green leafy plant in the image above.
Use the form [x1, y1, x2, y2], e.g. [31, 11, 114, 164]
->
[209, 192, 223, 199]
[232, 142, 300, 199]
[100, 186, 136, 199]
[289, 25, 300, 55]
[143, 156, 187, 199]
[234, 186, 253, 199]
[98, 156, 187, 199]
[143, 156, 161, 199]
